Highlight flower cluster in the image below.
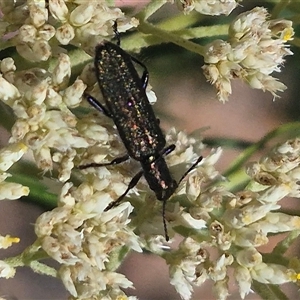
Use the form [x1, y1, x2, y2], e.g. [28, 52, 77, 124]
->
[34, 125, 213, 299]
[0, 234, 20, 279]
[0, 142, 27, 279]
[0, 0, 137, 61]
[0, 142, 29, 199]
[202, 7, 294, 102]
[162, 138, 300, 299]
[0, 55, 90, 180]
[0, 23, 211, 298]
[35, 180, 142, 299]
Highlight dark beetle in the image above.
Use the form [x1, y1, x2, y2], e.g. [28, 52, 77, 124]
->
[80, 40, 202, 240]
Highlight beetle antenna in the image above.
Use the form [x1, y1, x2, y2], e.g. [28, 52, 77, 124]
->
[178, 156, 203, 185]
[162, 200, 169, 241]
[113, 21, 120, 46]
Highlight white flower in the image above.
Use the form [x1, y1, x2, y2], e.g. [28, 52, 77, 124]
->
[234, 266, 252, 299]
[251, 263, 295, 284]
[0, 181, 29, 200]
[177, 0, 239, 15]
[212, 278, 230, 300]
[210, 254, 233, 282]
[0, 235, 20, 249]
[63, 78, 86, 108]
[234, 226, 268, 247]
[179, 211, 207, 229]
[69, 3, 95, 27]
[52, 53, 71, 88]
[236, 248, 262, 268]
[0, 143, 27, 171]
[59, 265, 134, 298]
[0, 75, 20, 105]
[49, 0, 68, 22]
[170, 264, 194, 300]
[0, 143, 29, 200]
[167, 238, 208, 300]
[257, 212, 300, 234]
[0, 261, 15, 278]
[224, 201, 280, 228]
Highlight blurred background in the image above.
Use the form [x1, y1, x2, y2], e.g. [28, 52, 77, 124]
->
[0, 1, 300, 299]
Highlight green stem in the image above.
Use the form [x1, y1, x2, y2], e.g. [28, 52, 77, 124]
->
[7, 161, 58, 209]
[263, 252, 289, 267]
[138, 20, 205, 55]
[22, 242, 49, 262]
[272, 230, 300, 255]
[268, 285, 289, 300]
[4, 254, 25, 268]
[290, 36, 300, 47]
[4, 242, 56, 277]
[158, 10, 203, 31]
[222, 122, 300, 179]
[0, 101, 16, 131]
[5, 252, 57, 277]
[289, 14, 300, 25]
[122, 10, 203, 51]
[204, 137, 252, 149]
[135, 0, 168, 21]
[173, 24, 228, 40]
[121, 12, 227, 53]
[219, 169, 250, 192]
[252, 281, 288, 300]
[105, 245, 131, 271]
[30, 260, 57, 277]
[271, 0, 291, 18]
[215, 122, 300, 192]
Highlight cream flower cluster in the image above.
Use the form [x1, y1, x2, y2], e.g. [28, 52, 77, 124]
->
[0, 26, 209, 299]
[177, 0, 240, 15]
[0, 55, 91, 181]
[202, 7, 294, 102]
[0, 142, 27, 279]
[0, 0, 137, 61]
[0, 142, 29, 199]
[36, 128, 207, 299]
[35, 180, 142, 299]
[161, 138, 300, 300]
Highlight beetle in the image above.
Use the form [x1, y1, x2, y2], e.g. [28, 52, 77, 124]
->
[80, 35, 202, 240]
